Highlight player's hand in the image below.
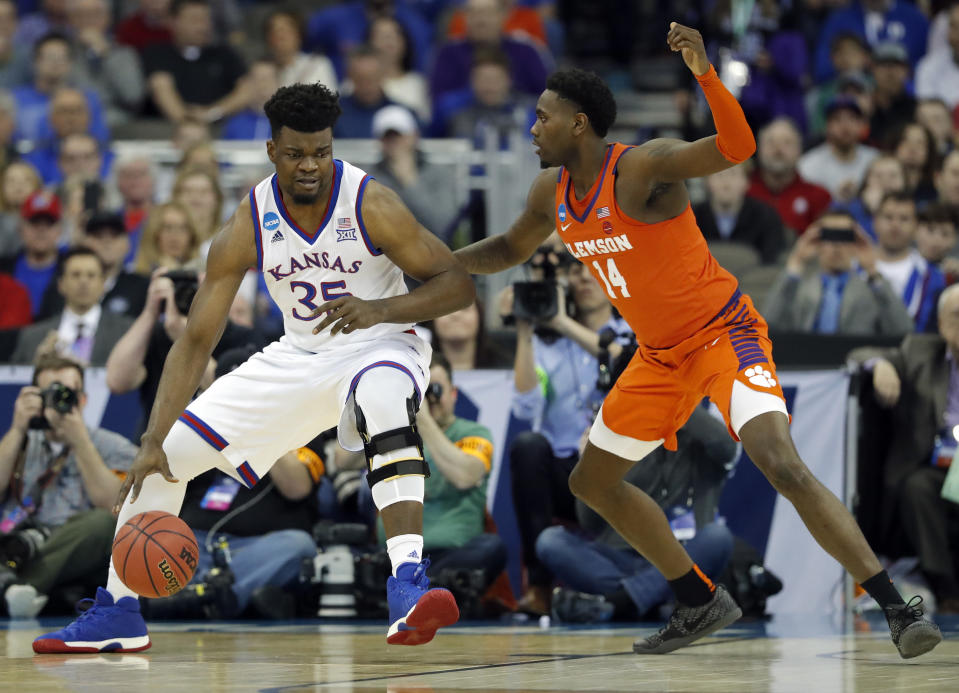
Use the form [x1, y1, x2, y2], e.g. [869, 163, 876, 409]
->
[872, 358, 901, 408]
[11, 386, 42, 434]
[667, 22, 710, 76]
[114, 439, 179, 514]
[310, 296, 388, 335]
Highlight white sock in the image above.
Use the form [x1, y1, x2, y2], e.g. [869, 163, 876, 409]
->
[106, 422, 227, 600]
[386, 534, 424, 576]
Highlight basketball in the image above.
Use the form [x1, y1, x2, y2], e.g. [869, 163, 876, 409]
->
[112, 511, 199, 599]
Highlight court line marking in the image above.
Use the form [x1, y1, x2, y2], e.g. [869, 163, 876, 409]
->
[258, 636, 761, 691]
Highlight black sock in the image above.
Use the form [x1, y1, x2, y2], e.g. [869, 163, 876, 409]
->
[861, 570, 906, 609]
[668, 565, 715, 607]
[604, 588, 638, 620]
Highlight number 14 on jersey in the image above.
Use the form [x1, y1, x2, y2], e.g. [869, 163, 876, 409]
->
[592, 258, 630, 299]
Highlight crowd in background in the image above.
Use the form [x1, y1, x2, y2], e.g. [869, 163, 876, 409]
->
[0, 0, 958, 622]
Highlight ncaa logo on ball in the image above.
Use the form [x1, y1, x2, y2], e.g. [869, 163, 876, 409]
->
[263, 212, 281, 231]
[558, 204, 567, 223]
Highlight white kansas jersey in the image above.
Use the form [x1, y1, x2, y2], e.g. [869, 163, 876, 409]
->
[250, 160, 412, 351]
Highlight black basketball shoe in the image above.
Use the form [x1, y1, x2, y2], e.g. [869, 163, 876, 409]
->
[633, 584, 742, 655]
[884, 596, 942, 659]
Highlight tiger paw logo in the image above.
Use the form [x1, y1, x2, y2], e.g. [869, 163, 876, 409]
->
[744, 367, 776, 388]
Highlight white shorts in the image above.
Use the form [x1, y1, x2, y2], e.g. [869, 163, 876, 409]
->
[176, 331, 431, 487]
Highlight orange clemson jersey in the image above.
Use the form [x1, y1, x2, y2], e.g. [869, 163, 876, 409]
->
[555, 143, 739, 349]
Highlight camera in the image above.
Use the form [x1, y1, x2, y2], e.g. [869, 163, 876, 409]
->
[164, 270, 199, 315]
[0, 521, 52, 569]
[819, 226, 856, 243]
[512, 280, 559, 322]
[28, 381, 79, 429]
[425, 382, 443, 403]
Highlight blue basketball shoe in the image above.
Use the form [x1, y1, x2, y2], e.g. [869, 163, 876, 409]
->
[386, 560, 459, 645]
[33, 588, 151, 654]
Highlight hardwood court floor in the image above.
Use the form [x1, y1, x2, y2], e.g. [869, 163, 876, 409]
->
[2, 614, 957, 692]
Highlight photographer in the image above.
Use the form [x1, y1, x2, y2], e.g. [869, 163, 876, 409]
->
[0, 353, 137, 618]
[764, 211, 913, 335]
[105, 267, 258, 437]
[503, 249, 632, 614]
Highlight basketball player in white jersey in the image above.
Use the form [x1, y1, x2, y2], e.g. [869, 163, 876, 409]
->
[33, 84, 476, 653]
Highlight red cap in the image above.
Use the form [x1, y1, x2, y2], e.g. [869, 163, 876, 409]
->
[21, 190, 61, 222]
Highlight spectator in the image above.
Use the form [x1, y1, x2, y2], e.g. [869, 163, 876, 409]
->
[735, 0, 809, 133]
[116, 0, 173, 54]
[264, 9, 336, 91]
[428, 298, 510, 371]
[504, 258, 632, 614]
[437, 48, 535, 146]
[916, 98, 956, 156]
[798, 96, 878, 202]
[849, 283, 959, 613]
[538, 406, 736, 623]
[748, 117, 832, 235]
[111, 156, 156, 262]
[916, 202, 959, 278]
[694, 164, 785, 265]
[869, 42, 916, 147]
[369, 15, 429, 121]
[306, 0, 433, 80]
[0, 0, 30, 88]
[171, 167, 222, 246]
[367, 105, 460, 240]
[874, 192, 943, 331]
[764, 211, 913, 335]
[56, 133, 109, 233]
[142, 0, 248, 124]
[221, 60, 276, 141]
[334, 45, 399, 139]
[937, 149, 959, 206]
[0, 271, 30, 328]
[841, 154, 907, 240]
[814, 0, 929, 83]
[0, 161, 42, 257]
[11, 246, 133, 366]
[0, 190, 63, 318]
[14, 0, 70, 48]
[0, 353, 136, 618]
[67, 0, 145, 128]
[447, 0, 549, 47]
[12, 32, 108, 145]
[916, 3, 959, 111]
[807, 34, 872, 138]
[369, 352, 508, 594]
[132, 200, 200, 274]
[891, 121, 940, 205]
[105, 269, 257, 436]
[145, 347, 320, 620]
[73, 211, 149, 319]
[430, 0, 551, 105]
[176, 141, 219, 179]
[23, 88, 110, 185]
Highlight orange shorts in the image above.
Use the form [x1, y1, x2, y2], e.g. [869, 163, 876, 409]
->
[591, 290, 788, 459]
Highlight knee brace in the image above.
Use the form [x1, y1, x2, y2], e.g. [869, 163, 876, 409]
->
[352, 372, 430, 509]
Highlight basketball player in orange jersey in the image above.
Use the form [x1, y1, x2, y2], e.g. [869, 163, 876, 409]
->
[455, 23, 942, 657]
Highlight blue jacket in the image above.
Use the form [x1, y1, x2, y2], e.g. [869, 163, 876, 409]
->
[814, 1, 928, 83]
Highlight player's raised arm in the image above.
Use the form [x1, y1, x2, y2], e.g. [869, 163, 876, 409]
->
[631, 22, 756, 183]
[454, 168, 557, 275]
[117, 204, 256, 510]
[311, 180, 475, 335]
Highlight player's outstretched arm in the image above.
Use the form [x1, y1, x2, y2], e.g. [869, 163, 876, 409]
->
[311, 180, 475, 335]
[632, 23, 756, 183]
[454, 168, 556, 275]
[116, 205, 256, 511]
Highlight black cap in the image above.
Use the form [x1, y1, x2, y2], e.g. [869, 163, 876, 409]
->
[85, 210, 126, 236]
[825, 95, 864, 119]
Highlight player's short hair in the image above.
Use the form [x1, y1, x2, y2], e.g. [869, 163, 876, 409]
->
[263, 83, 342, 139]
[545, 68, 617, 138]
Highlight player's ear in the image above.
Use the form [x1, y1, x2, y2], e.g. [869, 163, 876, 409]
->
[572, 112, 589, 136]
[266, 140, 276, 163]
